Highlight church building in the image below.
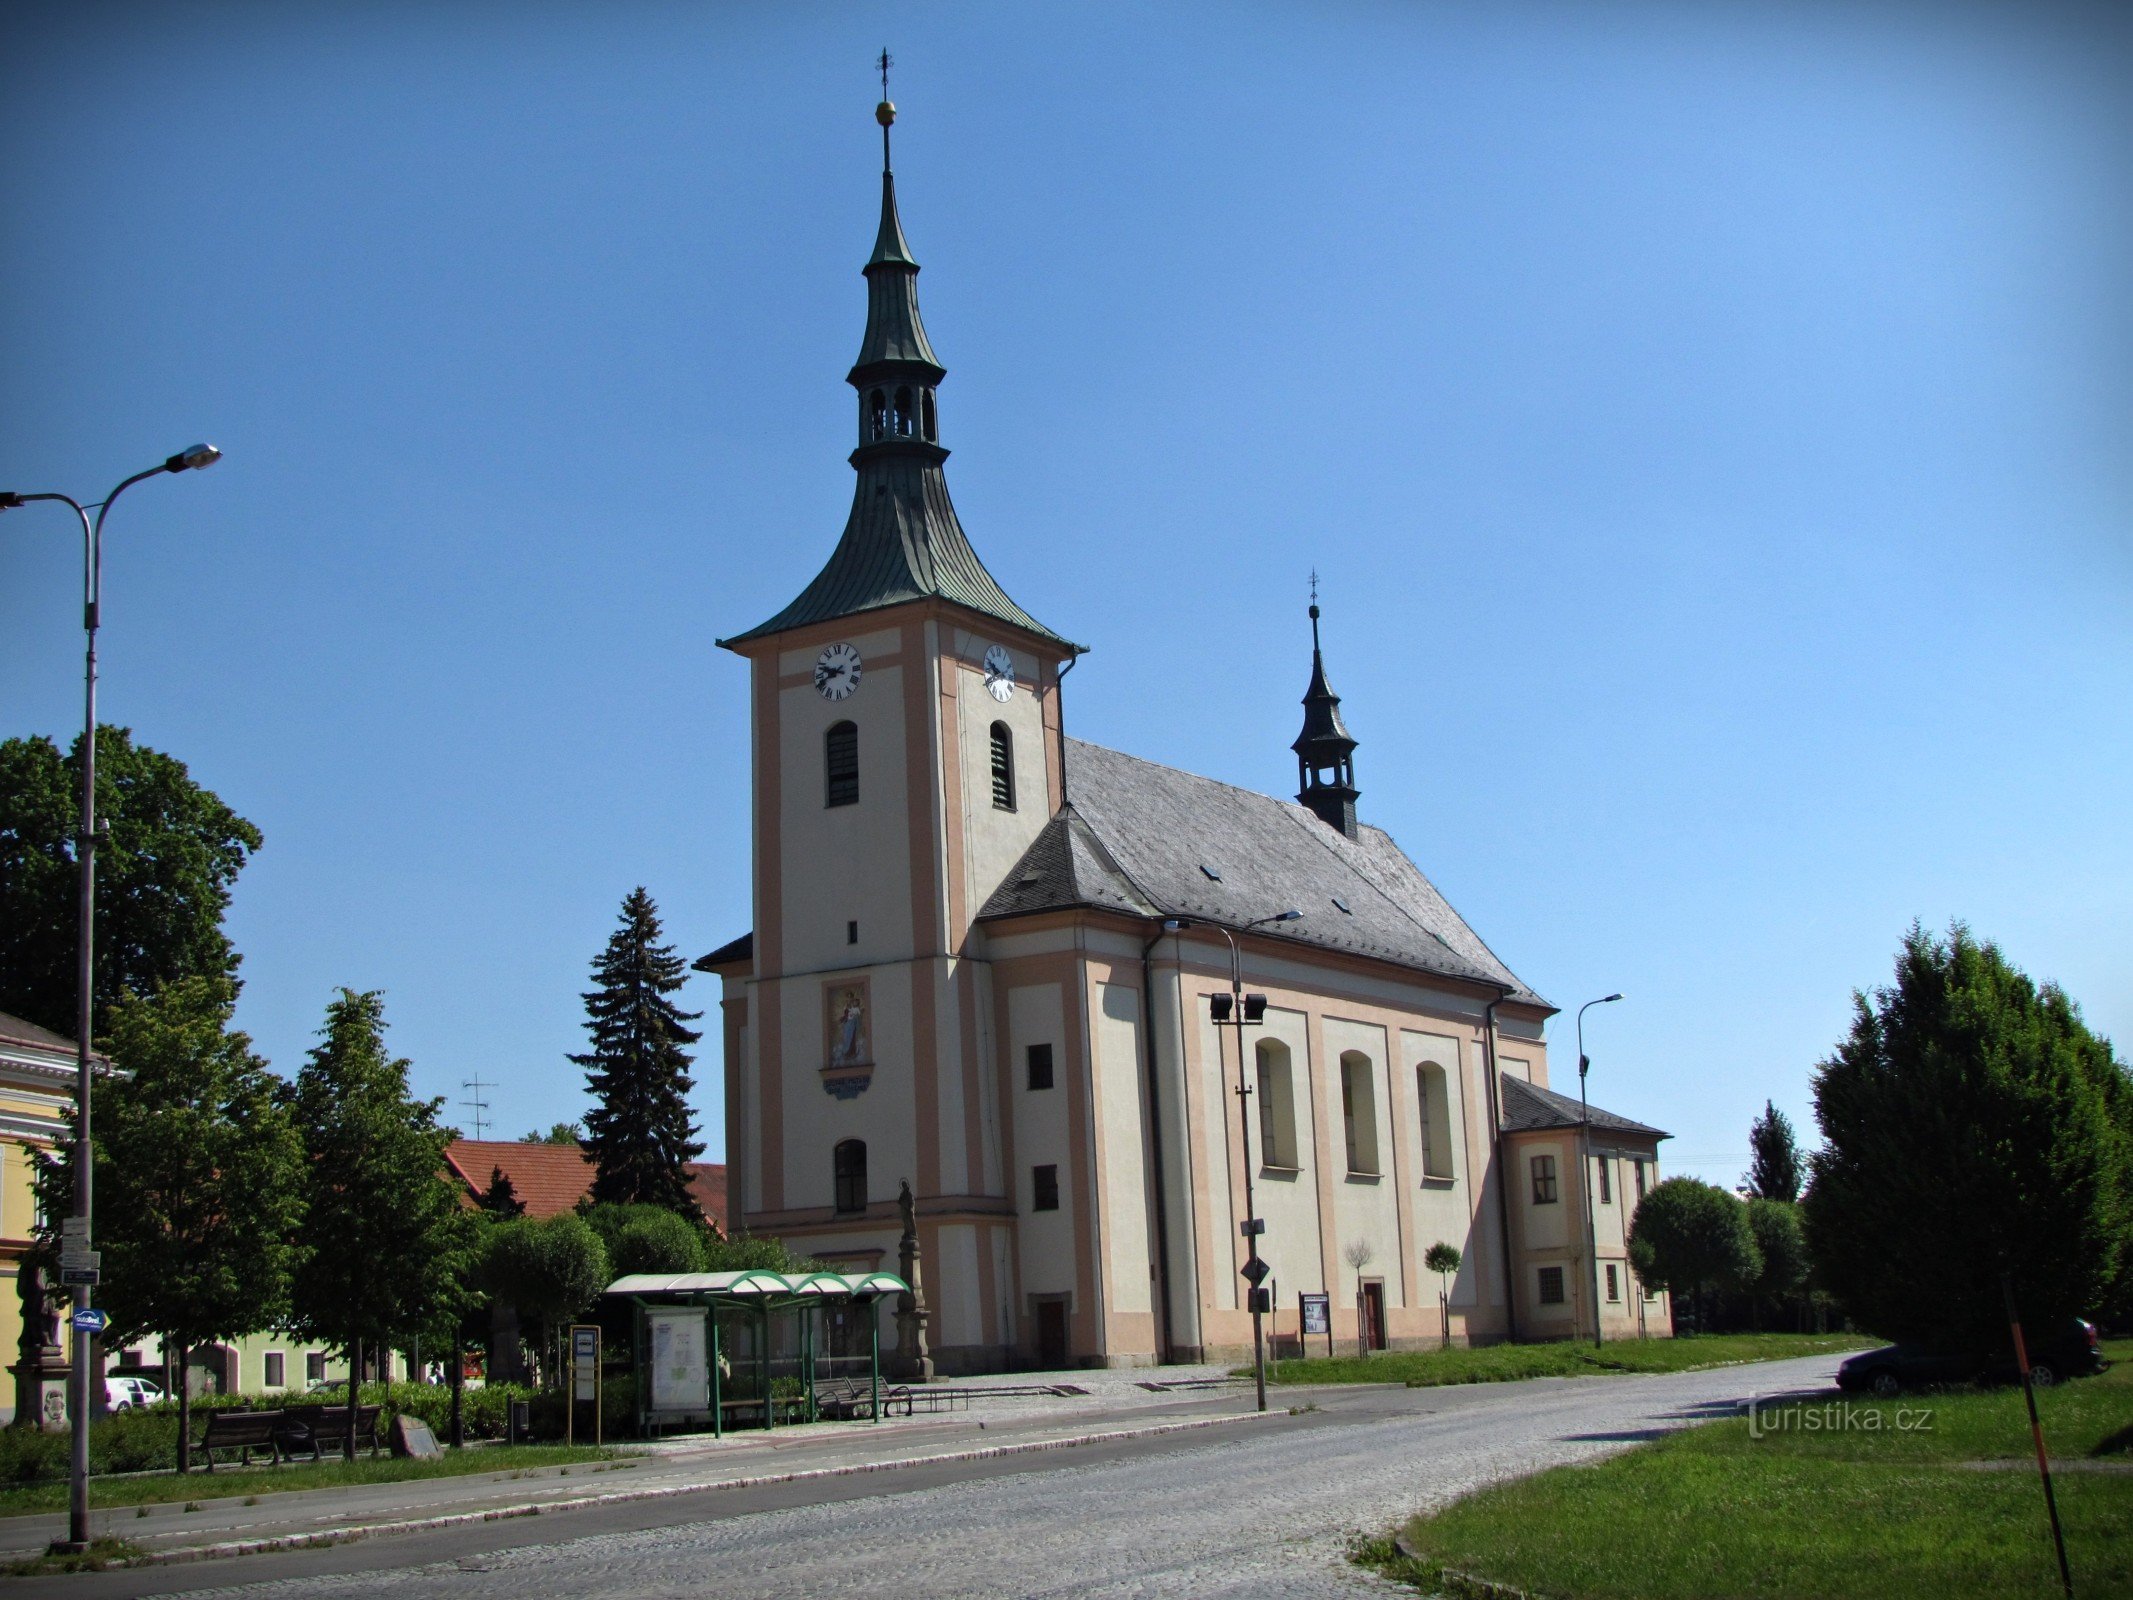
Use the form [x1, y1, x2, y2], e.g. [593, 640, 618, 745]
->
[698, 99, 1672, 1370]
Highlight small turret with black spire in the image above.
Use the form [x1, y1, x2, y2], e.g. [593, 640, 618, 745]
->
[1292, 576, 1360, 838]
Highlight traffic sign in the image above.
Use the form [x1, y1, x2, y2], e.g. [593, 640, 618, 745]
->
[70, 1308, 108, 1335]
[1240, 1255, 1271, 1286]
[59, 1267, 100, 1288]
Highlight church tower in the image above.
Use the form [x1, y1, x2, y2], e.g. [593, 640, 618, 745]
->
[1292, 597, 1360, 838]
[710, 92, 1080, 1368]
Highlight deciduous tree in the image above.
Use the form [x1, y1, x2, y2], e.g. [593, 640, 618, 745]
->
[1627, 1178, 1760, 1332]
[70, 977, 303, 1468]
[0, 728, 260, 1037]
[288, 990, 473, 1455]
[479, 1213, 609, 1385]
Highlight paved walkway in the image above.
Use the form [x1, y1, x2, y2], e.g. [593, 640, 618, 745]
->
[0, 1366, 1253, 1565]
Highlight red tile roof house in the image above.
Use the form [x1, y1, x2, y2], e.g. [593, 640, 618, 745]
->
[443, 1141, 729, 1385]
[442, 1140, 728, 1230]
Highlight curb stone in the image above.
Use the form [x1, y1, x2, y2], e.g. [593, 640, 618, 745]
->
[98, 1409, 1284, 1571]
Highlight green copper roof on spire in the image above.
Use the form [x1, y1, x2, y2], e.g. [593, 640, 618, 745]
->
[868, 170, 921, 271]
[719, 94, 1075, 651]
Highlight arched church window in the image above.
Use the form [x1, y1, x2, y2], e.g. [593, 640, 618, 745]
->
[1255, 1038, 1299, 1169]
[989, 721, 1015, 811]
[1417, 1061, 1454, 1179]
[921, 391, 937, 441]
[833, 1139, 867, 1214]
[869, 390, 887, 440]
[1341, 1051, 1380, 1175]
[894, 386, 913, 436]
[825, 721, 858, 808]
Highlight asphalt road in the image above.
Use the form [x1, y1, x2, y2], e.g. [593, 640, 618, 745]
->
[31, 1353, 1844, 1600]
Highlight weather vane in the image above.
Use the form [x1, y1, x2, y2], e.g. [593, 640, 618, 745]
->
[876, 48, 897, 168]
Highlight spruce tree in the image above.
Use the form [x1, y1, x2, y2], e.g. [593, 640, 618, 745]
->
[288, 990, 473, 1454]
[1744, 1100, 1803, 1202]
[479, 1167, 527, 1218]
[574, 888, 705, 1214]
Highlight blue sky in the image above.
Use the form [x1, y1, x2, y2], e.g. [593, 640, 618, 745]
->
[4, 2, 2127, 1182]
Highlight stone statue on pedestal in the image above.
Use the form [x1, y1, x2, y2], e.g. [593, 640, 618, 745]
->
[11, 1263, 67, 1431]
[891, 1178, 934, 1382]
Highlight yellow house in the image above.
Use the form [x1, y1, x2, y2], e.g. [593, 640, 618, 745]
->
[2, 1011, 79, 1424]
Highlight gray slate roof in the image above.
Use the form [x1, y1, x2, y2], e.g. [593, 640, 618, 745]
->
[0, 1010, 74, 1052]
[692, 932, 754, 972]
[1500, 1075, 1667, 1139]
[980, 739, 1547, 1007]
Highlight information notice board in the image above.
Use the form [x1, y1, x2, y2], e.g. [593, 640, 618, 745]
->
[648, 1307, 710, 1415]
[1299, 1291, 1333, 1358]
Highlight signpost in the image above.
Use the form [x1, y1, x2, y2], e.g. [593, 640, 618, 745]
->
[568, 1324, 601, 1446]
[1299, 1292, 1333, 1360]
[69, 1309, 108, 1336]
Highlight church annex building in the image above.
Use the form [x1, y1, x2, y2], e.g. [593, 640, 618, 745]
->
[698, 100, 1672, 1372]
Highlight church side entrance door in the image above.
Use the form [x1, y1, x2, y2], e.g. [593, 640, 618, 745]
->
[1361, 1281, 1387, 1351]
[1036, 1301, 1069, 1369]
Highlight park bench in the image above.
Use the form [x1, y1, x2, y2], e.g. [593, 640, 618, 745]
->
[279, 1402, 383, 1461]
[811, 1377, 913, 1419]
[194, 1408, 286, 1471]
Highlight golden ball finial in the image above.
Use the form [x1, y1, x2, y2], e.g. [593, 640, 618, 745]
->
[876, 100, 896, 128]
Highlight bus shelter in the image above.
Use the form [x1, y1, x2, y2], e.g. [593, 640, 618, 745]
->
[606, 1269, 910, 1438]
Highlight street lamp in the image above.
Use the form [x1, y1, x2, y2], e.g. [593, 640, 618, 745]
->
[1, 444, 223, 1554]
[1576, 993, 1624, 1352]
[1161, 909, 1301, 1413]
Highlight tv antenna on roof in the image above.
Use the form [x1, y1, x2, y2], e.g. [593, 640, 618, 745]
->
[460, 1076, 494, 1141]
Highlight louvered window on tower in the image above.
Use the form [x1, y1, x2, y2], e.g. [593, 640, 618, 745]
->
[990, 721, 1015, 810]
[826, 721, 859, 807]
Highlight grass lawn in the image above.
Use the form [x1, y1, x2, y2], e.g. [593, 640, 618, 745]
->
[1360, 1339, 2133, 1600]
[1262, 1331, 1871, 1388]
[0, 1443, 629, 1517]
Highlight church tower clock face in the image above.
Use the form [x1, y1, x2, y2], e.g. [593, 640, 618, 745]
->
[982, 644, 1015, 702]
[814, 642, 862, 700]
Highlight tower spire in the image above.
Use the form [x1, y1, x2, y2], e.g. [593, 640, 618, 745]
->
[718, 77, 1072, 651]
[1292, 582, 1360, 838]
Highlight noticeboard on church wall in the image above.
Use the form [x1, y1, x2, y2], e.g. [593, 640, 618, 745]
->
[1300, 1292, 1331, 1335]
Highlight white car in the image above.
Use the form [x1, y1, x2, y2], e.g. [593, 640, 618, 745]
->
[104, 1375, 164, 1410]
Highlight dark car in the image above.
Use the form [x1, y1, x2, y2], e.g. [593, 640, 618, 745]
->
[1837, 1319, 2104, 1396]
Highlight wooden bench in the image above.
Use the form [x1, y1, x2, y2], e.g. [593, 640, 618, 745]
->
[195, 1408, 285, 1471]
[280, 1402, 383, 1461]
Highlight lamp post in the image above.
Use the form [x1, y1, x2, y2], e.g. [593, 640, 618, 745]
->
[1161, 909, 1301, 1413]
[1576, 993, 1623, 1352]
[1, 445, 223, 1553]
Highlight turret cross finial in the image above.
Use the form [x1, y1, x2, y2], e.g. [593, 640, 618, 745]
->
[875, 49, 897, 171]
[1309, 568, 1319, 606]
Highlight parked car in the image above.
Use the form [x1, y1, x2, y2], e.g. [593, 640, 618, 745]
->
[104, 1374, 164, 1410]
[1837, 1319, 2104, 1395]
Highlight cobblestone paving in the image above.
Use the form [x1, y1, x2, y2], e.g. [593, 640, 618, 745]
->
[161, 1354, 1843, 1600]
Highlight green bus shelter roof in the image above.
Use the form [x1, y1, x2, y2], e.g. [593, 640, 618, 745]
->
[605, 1269, 909, 1305]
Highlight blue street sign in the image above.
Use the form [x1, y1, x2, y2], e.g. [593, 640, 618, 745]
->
[70, 1308, 108, 1334]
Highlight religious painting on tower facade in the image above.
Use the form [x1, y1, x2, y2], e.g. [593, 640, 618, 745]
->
[825, 980, 871, 1069]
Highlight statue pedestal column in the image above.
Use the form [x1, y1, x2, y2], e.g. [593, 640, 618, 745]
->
[890, 1179, 935, 1383]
